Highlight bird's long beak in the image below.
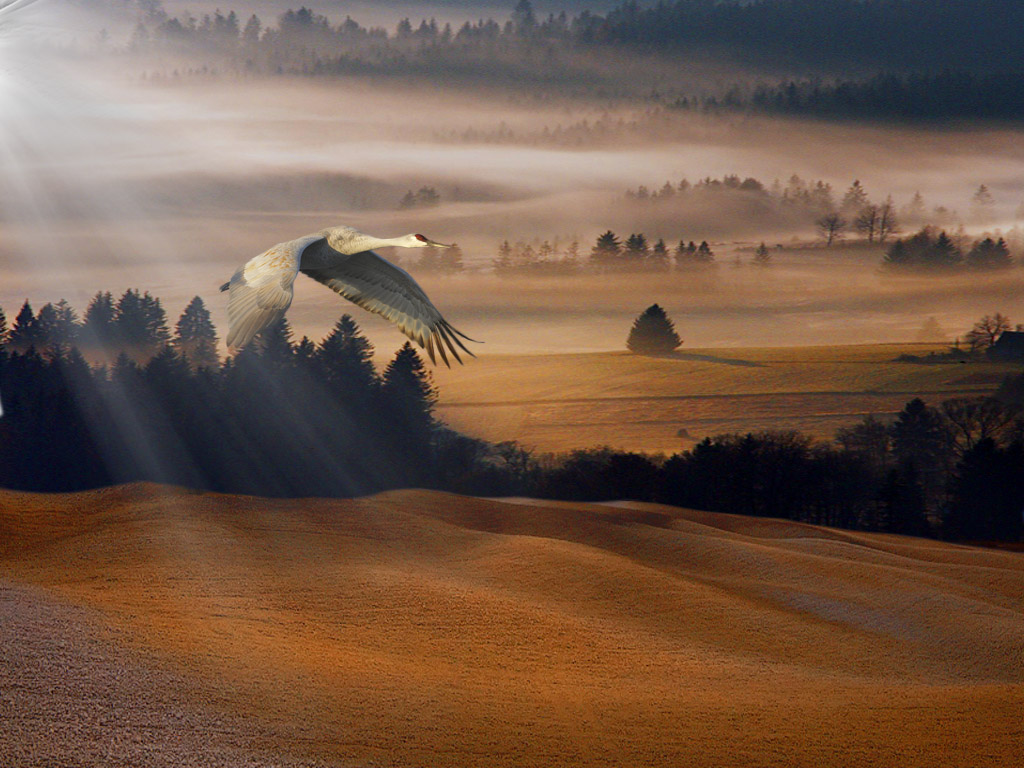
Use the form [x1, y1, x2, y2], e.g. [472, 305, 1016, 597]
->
[426, 238, 452, 248]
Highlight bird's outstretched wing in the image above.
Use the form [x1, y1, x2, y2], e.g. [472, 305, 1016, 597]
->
[300, 246, 476, 367]
[222, 235, 322, 351]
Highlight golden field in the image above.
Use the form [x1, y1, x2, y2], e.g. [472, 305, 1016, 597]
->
[2, 484, 1022, 767]
[431, 343, 1011, 454]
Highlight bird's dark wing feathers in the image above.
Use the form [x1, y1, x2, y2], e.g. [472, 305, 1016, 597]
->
[300, 247, 475, 367]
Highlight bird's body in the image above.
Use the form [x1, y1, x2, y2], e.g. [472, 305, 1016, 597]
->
[220, 225, 476, 366]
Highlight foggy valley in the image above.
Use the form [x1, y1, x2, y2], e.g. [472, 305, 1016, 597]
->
[3, 0, 1024, 353]
[4, 3, 1024, 767]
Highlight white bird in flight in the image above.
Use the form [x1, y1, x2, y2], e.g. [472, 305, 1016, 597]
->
[220, 225, 477, 366]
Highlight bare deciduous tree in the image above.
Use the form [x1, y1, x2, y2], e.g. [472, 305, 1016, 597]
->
[854, 204, 880, 243]
[878, 196, 900, 243]
[816, 212, 846, 246]
[965, 313, 1011, 353]
[940, 397, 1019, 457]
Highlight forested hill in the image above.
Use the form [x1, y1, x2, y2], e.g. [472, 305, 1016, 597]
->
[112, 0, 1024, 121]
[588, 0, 1024, 72]
[120, 0, 1024, 73]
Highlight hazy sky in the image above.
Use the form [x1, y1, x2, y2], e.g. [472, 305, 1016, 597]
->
[2, 0, 1023, 353]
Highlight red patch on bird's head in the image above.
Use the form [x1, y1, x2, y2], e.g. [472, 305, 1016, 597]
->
[414, 233, 428, 242]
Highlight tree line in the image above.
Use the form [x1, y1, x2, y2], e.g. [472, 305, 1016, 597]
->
[115, 0, 1024, 74]
[0, 293, 460, 496]
[492, 233, 736, 275]
[488, 224, 1022, 277]
[3, 290, 1022, 542]
[629, 175, 1015, 246]
[693, 70, 1024, 123]
[102, 1, 1024, 123]
[2, 290, 216, 366]
[521, 385, 1024, 543]
[883, 228, 1018, 271]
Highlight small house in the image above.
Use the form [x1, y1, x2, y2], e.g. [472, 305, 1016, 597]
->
[988, 331, 1024, 361]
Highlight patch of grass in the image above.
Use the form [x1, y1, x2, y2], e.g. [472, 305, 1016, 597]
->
[433, 343, 1012, 453]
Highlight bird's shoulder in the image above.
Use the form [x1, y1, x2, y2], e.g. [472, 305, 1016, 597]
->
[243, 235, 324, 282]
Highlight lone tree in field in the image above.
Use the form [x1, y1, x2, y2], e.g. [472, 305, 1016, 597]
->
[753, 242, 772, 266]
[627, 304, 682, 356]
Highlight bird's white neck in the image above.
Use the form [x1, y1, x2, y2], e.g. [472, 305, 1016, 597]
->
[323, 227, 411, 254]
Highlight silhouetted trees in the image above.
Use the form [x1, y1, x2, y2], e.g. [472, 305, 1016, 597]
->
[399, 187, 441, 209]
[753, 243, 772, 267]
[539, 447, 657, 502]
[590, 230, 621, 272]
[173, 296, 219, 369]
[966, 237, 1013, 270]
[382, 341, 438, 485]
[626, 304, 682, 356]
[2, 291, 1022, 542]
[945, 439, 1024, 542]
[965, 313, 1012, 353]
[883, 228, 964, 270]
[119, 1, 1024, 123]
[0, 294, 445, 497]
[8, 302, 38, 353]
[81, 292, 117, 350]
[817, 213, 846, 246]
[493, 239, 580, 275]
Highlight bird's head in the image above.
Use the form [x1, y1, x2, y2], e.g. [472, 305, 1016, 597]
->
[404, 233, 451, 248]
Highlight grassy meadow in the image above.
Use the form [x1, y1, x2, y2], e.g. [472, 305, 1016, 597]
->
[432, 343, 1011, 454]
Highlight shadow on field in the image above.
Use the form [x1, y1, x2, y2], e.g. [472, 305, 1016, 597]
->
[673, 352, 766, 367]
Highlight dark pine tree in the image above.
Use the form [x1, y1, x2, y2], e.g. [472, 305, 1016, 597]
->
[890, 397, 951, 514]
[255, 316, 295, 369]
[623, 233, 649, 267]
[590, 230, 621, 271]
[34, 300, 79, 355]
[966, 237, 1013, 270]
[173, 296, 219, 370]
[115, 289, 170, 358]
[81, 291, 118, 352]
[316, 314, 380, 408]
[927, 232, 962, 269]
[626, 304, 682, 355]
[8, 301, 39, 352]
[649, 238, 670, 271]
[382, 342, 438, 486]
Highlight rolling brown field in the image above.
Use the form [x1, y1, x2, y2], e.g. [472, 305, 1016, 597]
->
[2, 483, 1022, 767]
[431, 343, 1012, 454]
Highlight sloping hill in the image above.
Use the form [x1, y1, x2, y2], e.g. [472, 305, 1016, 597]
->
[2, 484, 1022, 767]
[430, 346, 1009, 453]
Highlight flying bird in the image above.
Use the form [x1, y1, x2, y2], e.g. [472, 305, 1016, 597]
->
[220, 225, 477, 366]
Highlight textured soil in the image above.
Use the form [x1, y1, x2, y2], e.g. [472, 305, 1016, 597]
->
[0, 582, 340, 768]
[2, 484, 1023, 767]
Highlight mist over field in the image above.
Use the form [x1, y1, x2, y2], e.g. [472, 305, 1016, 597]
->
[2, 0, 1024, 354]
[4, 5, 1024, 765]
